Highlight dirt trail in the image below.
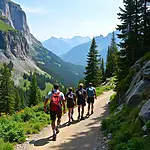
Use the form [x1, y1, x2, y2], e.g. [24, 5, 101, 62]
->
[16, 91, 114, 150]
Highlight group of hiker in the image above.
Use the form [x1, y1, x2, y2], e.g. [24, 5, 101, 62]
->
[44, 82, 97, 140]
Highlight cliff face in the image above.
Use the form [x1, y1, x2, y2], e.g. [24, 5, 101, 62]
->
[0, 31, 29, 60]
[0, 0, 31, 44]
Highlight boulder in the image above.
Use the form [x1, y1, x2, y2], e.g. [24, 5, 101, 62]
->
[114, 104, 124, 115]
[143, 69, 150, 80]
[126, 80, 150, 107]
[139, 99, 150, 123]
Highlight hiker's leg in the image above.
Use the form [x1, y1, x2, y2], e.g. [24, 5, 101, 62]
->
[68, 108, 71, 122]
[78, 105, 80, 119]
[51, 120, 56, 131]
[88, 103, 90, 114]
[91, 97, 94, 114]
[50, 111, 57, 136]
[81, 106, 84, 118]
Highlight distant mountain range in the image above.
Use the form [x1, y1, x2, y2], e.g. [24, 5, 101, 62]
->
[42, 36, 91, 55]
[60, 31, 120, 66]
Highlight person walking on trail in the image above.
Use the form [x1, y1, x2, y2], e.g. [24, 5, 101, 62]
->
[86, 82, 97, 116]
[44, 83, 66, 141]
[65, 87, 76, 123]
[76, 83, 86, 120]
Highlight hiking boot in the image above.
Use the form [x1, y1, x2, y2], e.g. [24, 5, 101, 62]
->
[81, 116, 84, 120]
[86, 112, 90, 116]
[78, 116, 80, 120]
[71, 117, 74, 122]
[53, 134, 56, 141]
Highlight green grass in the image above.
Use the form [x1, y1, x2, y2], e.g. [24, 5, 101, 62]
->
[96, 84, 115, 96]
[41, 82, 53, 96]
[0, 20, 15, 32]
[101, 94, 150, 150]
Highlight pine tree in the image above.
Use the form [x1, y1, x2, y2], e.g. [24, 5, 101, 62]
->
[15, 89, 21, 111]
[84, 38, 101, 87]
[101, 58, 105, 82]
[0, 64, 15, 114]
[28, 72, 41, 107]
[105, 32, 118, 78]
[117, 0, 142, 81]
[142, 0, 150, 55]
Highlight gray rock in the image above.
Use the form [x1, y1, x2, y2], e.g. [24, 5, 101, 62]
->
[143, 135, 148, 138]
[143, 69, 150, 80]
[107, 133, 113, 139]
[114, 104, 124, 115]
[126, 79, 150, 107]
[105, 139, 111, 144]
[142, 125, 147, 132]
[103, 137, 107, 141]
[139, 99, 150, 123]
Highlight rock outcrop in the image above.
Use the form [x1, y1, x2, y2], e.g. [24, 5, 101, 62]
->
[139, 99, 150, 123]
[0, 0, 31, 44]
[125, 61, 150, 107]
[0, 30, 29, 60]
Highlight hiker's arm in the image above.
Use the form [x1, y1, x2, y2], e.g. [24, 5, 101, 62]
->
[62, 100, 66, 114]
[94, 89, 97, 99]
[62, 93, 66, 114]
[44, 98, 49, 112]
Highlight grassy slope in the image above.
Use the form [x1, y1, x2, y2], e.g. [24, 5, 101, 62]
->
[0, 20, 15, 31]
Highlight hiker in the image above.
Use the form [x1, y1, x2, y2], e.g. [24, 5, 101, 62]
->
[65, 87, 76, 123]
[86, 82, 97, 116]
[44, 83, 66, 140]
[76, 83, 86, 120]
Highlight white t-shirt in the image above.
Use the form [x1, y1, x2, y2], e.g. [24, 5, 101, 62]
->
[46, 89, 65, 101]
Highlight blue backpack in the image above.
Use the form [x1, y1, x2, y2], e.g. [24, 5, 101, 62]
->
[87, 87, 95, 97]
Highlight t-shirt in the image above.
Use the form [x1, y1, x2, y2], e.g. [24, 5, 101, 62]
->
[76, 88, 86, 100]
[86, 86, 95, 97]
[46, 89, 65, 101]
[66, 92, 75, 103]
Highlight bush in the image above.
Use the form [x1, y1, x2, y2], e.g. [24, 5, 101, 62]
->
[0, 138, 14, 150]
[33, 123, 41, 131]
[109, 93, 118, 114]
[21, 107, 35, 122]
[140, 51, 150, 64]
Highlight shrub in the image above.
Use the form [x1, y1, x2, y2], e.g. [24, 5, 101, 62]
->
[18, 136, 26, 144]
[0, 139, 14, 150]
[109, 93, 118, 114]
[21, 107, 35, 122]
[33, 123, 41, 131]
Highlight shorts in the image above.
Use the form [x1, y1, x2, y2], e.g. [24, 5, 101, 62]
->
[77, 99, 86, 106]
[50, 110, 62, 121]
[87, 97, 95, 104]
[67, 101, 75, 108]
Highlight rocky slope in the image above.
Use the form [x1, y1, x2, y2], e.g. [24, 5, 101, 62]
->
[0, 0, 84, 86]
[102, 53, 150, 149]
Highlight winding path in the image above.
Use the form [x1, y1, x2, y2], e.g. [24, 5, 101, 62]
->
[16, 91, 114, 150]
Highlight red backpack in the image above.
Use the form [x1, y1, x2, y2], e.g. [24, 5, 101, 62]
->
[50, 91, 62, 111]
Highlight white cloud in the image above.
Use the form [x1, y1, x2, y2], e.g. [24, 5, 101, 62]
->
[22, 6, 50, 14]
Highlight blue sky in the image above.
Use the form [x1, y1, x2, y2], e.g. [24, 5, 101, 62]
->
[13, 0, 123, 41]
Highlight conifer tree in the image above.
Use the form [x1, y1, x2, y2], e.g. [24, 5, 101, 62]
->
[84, 38, 101, 87]
[0, 64, 15, 114]
[101, 58, 105, 82]
[15, 89, 21, 111]
[117, 0, 143, 81]
[28, 72, 41, 107]
[105, 32, 118, 78]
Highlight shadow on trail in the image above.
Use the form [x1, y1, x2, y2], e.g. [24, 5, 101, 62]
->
[29, 104, 109, 149]
[29, 136, 53, 146]
[49, 104, 109, 150]
[29, 116, 89, 147]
